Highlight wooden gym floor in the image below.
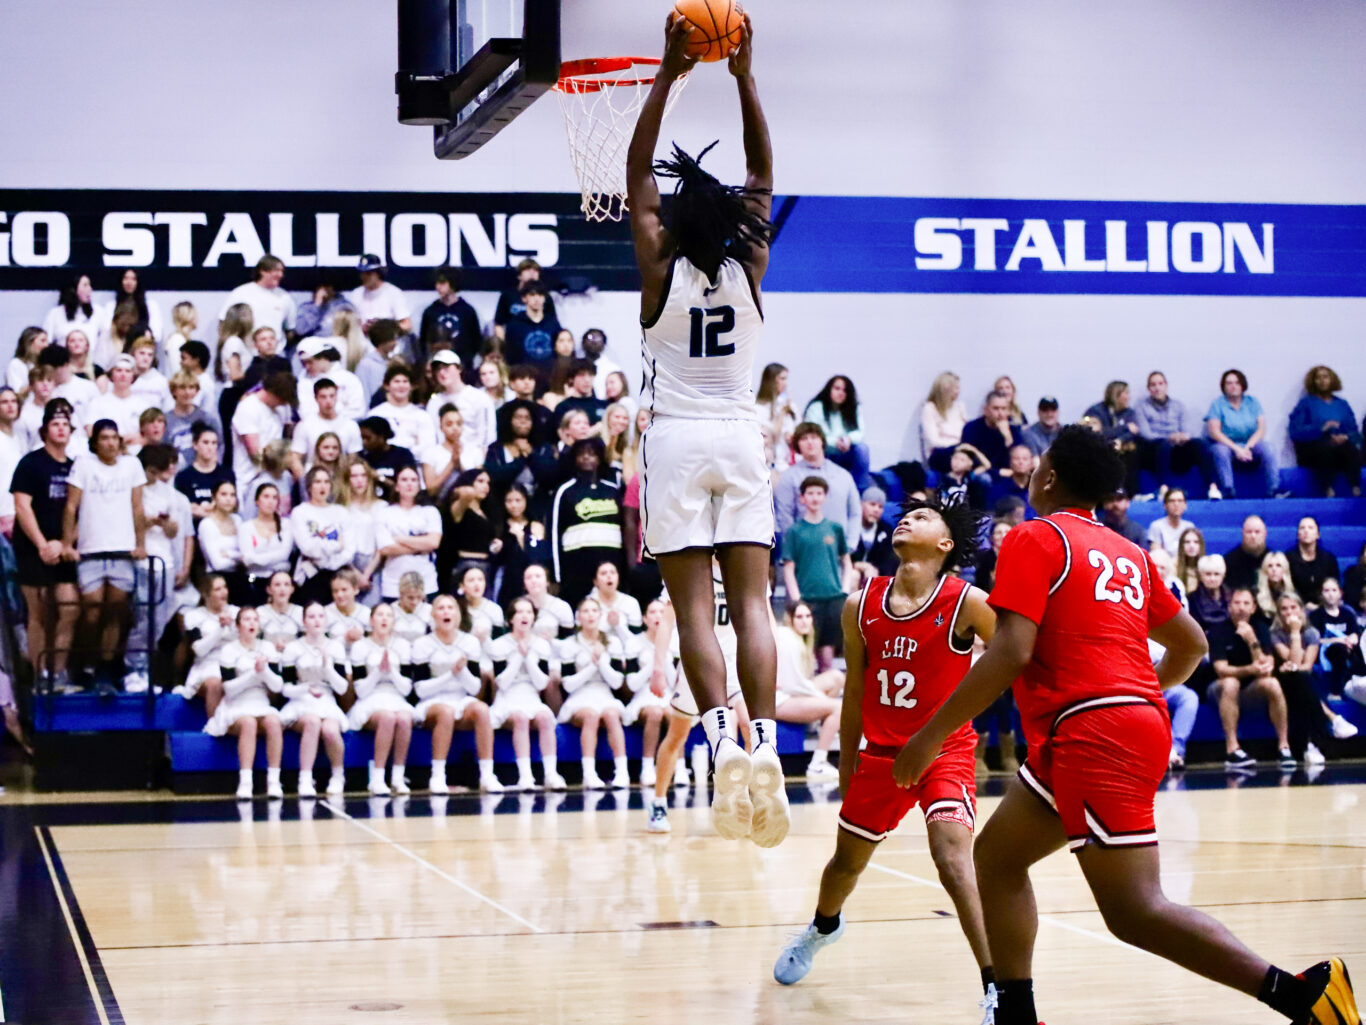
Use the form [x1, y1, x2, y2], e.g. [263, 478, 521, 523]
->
[2, 768, 1363, 1025]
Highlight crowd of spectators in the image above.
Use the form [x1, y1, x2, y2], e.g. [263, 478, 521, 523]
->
[0, 254, 1363, 786]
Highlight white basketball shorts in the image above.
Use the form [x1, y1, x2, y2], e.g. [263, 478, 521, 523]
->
[640, 416, 774, 557]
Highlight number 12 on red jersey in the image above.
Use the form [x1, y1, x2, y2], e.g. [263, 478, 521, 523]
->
[877, 668, 917, 708]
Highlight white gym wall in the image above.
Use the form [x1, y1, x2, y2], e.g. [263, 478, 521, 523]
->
[2, 0, 1364, 463]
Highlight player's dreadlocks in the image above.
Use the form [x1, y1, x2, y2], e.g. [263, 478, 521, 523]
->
[900, 494, 982, 574]
[654, 140, 774, 277]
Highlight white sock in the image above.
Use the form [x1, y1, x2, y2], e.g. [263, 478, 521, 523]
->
[701, 706, 730, 754]
[652, 794, 667, 809]
[431, 759, 446, 775]
[238, 768, 252, 787]
[614, 756, 629, 778]
[390, 764, 406, 784]
[641, 756, 655, 772]
[516, 757, 533, 778]
[810, 749, 829, 766]
[266, 767, 281, 785]
[330, 767, 345, 780]
[751, 718, 777, 749]
[544, 755, 558, 777]
[478, 758, 494, 779]
[581, 756, 597, 777]
[369, 765, 383, 782]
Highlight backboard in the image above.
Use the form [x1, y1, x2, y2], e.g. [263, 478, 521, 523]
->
[396, 0, 561, 159]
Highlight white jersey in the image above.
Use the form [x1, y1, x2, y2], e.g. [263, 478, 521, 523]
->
[641, 256, 762, 420]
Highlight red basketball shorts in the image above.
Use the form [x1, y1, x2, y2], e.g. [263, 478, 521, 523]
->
[838, 733, 977, 843]
[1017, 698, 1171, 853]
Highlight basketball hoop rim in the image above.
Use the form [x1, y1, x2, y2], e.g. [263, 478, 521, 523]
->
[555, 57, 668, 93]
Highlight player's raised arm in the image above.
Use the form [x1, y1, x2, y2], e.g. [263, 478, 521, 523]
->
[892, 609, 1037, 788]
[627, 15, 697, 289]
[837, 593, 866, 797]
[728, 15, 773, 279]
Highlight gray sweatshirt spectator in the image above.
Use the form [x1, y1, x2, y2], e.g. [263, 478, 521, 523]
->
[775, 423, 860, 542]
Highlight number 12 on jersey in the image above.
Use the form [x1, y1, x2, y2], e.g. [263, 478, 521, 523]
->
[877, 668, 917, 708]
[688, 306, 735, 358]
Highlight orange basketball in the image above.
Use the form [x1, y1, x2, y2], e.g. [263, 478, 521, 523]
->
[673, 0, 744, 63]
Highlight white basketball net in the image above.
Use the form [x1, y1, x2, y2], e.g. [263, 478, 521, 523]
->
[554, 58, 691, 223]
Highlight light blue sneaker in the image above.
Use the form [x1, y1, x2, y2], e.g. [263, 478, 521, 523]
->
[773, 914, 845, 985]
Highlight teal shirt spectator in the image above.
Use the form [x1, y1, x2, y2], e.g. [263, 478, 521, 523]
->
[780, 518, 848, 601]
[802, 399, 865, 447]
[1206, 394, 1263, 444]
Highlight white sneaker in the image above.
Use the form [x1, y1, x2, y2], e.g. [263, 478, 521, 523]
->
[515, 774, 539, 792]
[266, 778, 285, 800]
[1331, 713, 1359, 739]
[646, 800, 672, 833]
[979, 982, 999, 1025]
[610, 773, 631, 790]
[543, 771, 568, 791]
[391, 773, 411, 796]
[1304, 742, 1326, 766]
[1347, 678, 1366, 706]
[429, 771, 449, 795]
[1207, 483, 1223, 500]
[122, 671, 149, 694]
[480, 774, 505, 793]
[235, 777, 254, 800]
[805, 758, 839, 782]
[710, 737, 754, 840]
[773, 915, 845, 984]
[582, 771, 608, 790]
[326, 772, 346, 796]
[297, 776, 317, 798]
[748, 742, 790, 848]
[639, 761, 657, 787]
[368, 773, 391, 796]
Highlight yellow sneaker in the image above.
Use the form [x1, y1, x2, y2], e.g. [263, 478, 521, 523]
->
[1306, 959, 1359, 1025]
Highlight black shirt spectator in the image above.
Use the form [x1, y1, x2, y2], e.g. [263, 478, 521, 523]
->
[1223, 515, 1269, 593]
[502, 281, 561, 368]
[10, 414, 76, 585]
[175, 463, 234, 514]
[1284, 516, 1339, 603]
[419, 267, 483, 377]
[1101, 492, 1147, 546]
[850, 486, 897, 577]
[554, 361, 608, 427]
[960, 391, 1024, 472]
[1344, 542, 1366, 613]
[494, 259, 558, 330]
[359, 416, 418, 498]
[1209, 616, 1273, 668]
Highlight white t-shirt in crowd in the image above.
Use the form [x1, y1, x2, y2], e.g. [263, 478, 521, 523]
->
[0, 431, 21, 519]
[131, 367, 173, 411]
[425, 387, 496, 468]
[220, 282, 296, 340]
[141, 477, 178, 569]
[69, 453, 144, 554]
[370, 401, 436, 456]
[16, 398, 85, 458]
[346, 283, 410, 326]
[88, 391, 153, 444]
[230, 393, 284, 492]
[297, 366, 367, 421]
[218, 336, 252, 383]
[291, 414, 362, 472]
[1148, 516, 1197, 558]
[54, 376, 101, 423]
[43, 305, 96, 345]
[375, 502, 441, 598]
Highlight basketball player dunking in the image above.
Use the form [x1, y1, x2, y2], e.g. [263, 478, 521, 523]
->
[897, 426, 1358, 1025]
[627, 14, 788, 846]
[772, 497, 1001, 1024]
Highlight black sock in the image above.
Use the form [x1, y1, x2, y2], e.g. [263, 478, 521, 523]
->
[981, 966, 996, 994]
[812, 911, 841, 935]
[1258, 964, 1327, 1021]
[996, 979, 1036, 1025]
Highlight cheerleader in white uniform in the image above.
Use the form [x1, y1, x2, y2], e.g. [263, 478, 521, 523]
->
[459, 564, 506, 644]
[524, 564, 574, 643]
[280, 602, 351, 797]
[483, 597, 566, 790]
[622, 599, 675, 787]
[174, 575, 238, 718]
[324, 567, 371, 659]
[347, 603, 414, 795]
[588, 561, 645, 650]
[392, 571, 434, 645]
[410, 594, 501, 794]
[258, 571, 304, 654]
[205, 607, 285, 800]
[556, 597, 630, 789]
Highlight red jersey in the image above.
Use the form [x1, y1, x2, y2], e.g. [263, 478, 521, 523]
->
[857, 574, 978, 750]
[987, 509, 1183, 746]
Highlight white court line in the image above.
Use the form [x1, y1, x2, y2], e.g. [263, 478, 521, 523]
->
[35, 828, 111, 1025]
[867, 860, 1127, 949]
[1, 979, 6, 1022]
[321, 801, 545, 933]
